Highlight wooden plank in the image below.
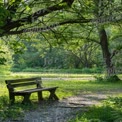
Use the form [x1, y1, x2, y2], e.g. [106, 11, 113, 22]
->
[10, 81, 37, 88]
[5, 77, 41, 84]
[13, 87, 58, 93]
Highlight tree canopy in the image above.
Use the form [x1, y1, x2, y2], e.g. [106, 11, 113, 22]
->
[0, 0, 122, 77]
[0, 0, 121, 36]
[0, 0, 76, 36]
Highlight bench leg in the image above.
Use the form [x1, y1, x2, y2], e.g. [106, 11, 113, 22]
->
[22, 93, 31, 104]
[49, 89, 59, 100]
[38, 91, 43, 102]
[9, 93, 15, 104]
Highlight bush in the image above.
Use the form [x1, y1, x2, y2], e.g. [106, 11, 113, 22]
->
[94, 75, 104, 82]
[11, 67, 104, 74]
[0, 65, 11, 75]
[82, 67, 103, 74]
[94, 75, 121, 82]
[11, 67, 22, 72]
[105, 75, 121, 82]
[81, 68, 92, 74]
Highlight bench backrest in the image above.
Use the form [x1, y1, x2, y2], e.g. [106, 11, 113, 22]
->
[5, 77, 42, 92]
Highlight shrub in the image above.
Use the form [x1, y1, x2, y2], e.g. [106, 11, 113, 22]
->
[0, 65, 11, 75]
[105, 75, 121, 82]
[82, 67, 103, 74]
[94, 75, 121, 82]
[94, 75, 104, 82]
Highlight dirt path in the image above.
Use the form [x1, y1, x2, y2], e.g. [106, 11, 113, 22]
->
[5, 93, 111, 122]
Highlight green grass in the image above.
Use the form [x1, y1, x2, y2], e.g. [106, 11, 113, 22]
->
[11, 72, 94, 78]
[5, 72, 122, 79]
[1, 72, 122, 79]
[43, 79, 122, 95]
[0, 72, 122, 121]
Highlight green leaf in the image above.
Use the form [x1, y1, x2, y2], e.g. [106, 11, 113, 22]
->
[59, 2, 67, 7]
[26, 5, 31, 11]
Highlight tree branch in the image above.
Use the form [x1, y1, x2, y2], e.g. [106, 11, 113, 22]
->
[7, 0, 22, 13]
[7, 19, 92, 35]
[2, 0, 75, 34]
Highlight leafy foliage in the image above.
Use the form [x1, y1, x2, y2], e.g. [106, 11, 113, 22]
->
[0, 39, 13, 66]
[0, 95, 36, 121]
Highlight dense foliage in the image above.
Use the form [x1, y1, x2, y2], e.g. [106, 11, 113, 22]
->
[0, 0, 122, 76]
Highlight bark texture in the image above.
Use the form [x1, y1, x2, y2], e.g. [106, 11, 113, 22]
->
[99, 26, 115, 77]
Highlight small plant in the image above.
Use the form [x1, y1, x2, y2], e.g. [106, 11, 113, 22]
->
[94, 75, 104, 82]
[94, 74, 121, 82]
[105, 75, 121, 82]
[105, 97, 122, 122]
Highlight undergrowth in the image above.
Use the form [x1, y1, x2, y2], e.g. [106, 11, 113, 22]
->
[70, 97, 122, 122]
[0, 95, 37, 121]
[94, 75, 121, 82]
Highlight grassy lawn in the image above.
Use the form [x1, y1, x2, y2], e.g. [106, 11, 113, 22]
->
[0, 72, 122, 121]
[4, 72, 94, 78]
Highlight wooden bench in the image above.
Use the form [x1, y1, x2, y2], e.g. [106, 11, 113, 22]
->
[5, 77, 59, 104]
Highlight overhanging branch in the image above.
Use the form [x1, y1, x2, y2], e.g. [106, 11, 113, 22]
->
[7, 19, 92, 35]
[2, 0, 75, 33]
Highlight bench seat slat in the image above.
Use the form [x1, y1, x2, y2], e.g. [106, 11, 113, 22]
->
[13, 87, 58, 94]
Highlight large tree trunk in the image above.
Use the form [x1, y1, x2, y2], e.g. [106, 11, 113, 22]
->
[99, 26, 115, 77]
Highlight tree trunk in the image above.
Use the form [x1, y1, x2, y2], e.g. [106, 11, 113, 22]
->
[98, 26, 115, 77]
